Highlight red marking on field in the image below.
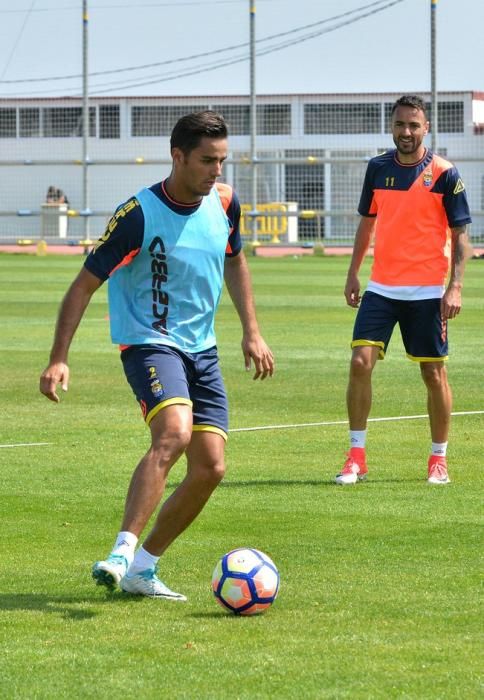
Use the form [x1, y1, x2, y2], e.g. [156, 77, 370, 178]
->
[253, 246, 484, 258]
[253, 245, 368, 257]
[1, 244, 483, 258]
[0, 244, 92, 255]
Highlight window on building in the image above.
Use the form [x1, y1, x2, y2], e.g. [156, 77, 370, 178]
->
[130, 103, 290, 137]
[99, 104, 120, 139]
[19, 108, 40, 137]
[131, 106, 165, 137]
[212, 104, 291, 135]
[304, 103, 381, 134]
[43, 106, 96, 137]
[131, 105, 208, 136]
[384, 100, 464, 133]
[259, 104, 291, 135]
[436, 101, 464, 133]
[212, 105, 250, 135]
[0, 108, 17, 138]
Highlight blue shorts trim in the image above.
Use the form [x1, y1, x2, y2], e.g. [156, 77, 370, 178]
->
[121, 344, 228, 437]
[352, 292, 449, 361]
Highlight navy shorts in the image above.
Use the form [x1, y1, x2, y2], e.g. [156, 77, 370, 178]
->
[121, 344, 228, 439]
[352, 291, 448, 362]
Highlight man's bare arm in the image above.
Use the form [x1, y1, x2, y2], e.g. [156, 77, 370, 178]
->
[224, 252, 274, 380]
[344, 216, 376, 307]
[441, 225, 473, 320]
[40, 268, 103, 402]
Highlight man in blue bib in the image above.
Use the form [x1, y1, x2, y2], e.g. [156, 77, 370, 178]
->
[40, 111, 274, 600]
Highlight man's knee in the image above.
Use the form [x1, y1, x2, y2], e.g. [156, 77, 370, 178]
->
[420, 362, 448, 389]
[210, 459, 226, 484]
[185, 431, 226, 486]
[155, 427, 191, 453]
[148, 427, 192, 469]
[350, 348, 377, 377]
[194, 457, 226, 487]
[149, 406, 193, 462]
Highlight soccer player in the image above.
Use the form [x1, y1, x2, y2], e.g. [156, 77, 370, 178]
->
[40, 111, 274, 598]
[336, 95, 472, 486]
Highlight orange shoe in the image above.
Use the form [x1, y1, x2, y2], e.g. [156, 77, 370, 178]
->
[335, 447, 368, 485]
[427, 455, 451, 484]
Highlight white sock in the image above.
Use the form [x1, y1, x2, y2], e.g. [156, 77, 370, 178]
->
[431, 442, 448, 457]
[128, 546, 160, 575]
[111, 531, 138, 562]
[349, 430, 367, 449]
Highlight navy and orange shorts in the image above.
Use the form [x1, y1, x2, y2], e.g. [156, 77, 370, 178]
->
[351, 291, 448, 362]
[121, 344, 228, 439]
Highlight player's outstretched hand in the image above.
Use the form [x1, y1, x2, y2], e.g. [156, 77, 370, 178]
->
[40, 362, 70, 403]
[242, 335, 275, 381]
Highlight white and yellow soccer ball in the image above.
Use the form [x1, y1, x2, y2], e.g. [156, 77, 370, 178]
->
[211, 548, 280, 615]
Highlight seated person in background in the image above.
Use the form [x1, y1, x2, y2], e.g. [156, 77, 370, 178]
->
[46, 186, 69, 207]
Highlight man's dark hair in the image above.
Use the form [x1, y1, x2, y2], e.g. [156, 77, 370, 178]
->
[170, 111, 228, 154]
[391, 95, 428, 118]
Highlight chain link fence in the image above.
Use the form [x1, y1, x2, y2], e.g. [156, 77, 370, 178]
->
[0, 92, 482, 247]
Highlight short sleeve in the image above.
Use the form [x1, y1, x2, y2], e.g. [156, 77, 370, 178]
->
[84, 197, 144, 280]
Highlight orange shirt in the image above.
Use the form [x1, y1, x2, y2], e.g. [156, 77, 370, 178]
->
[358, 149, 471, 286]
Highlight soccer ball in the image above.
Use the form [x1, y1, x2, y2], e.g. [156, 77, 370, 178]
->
[211, 548, 280, 615]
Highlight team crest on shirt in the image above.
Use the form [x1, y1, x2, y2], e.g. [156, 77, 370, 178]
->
[422, 170, 433, 187]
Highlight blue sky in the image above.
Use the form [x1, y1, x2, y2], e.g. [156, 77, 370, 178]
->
[0, 0, 481, 97]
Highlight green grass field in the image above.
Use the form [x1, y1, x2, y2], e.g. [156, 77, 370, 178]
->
[0, 252, 482, 699]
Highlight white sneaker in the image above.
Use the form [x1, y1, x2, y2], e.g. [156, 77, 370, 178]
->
[120, 568, 187, 600]
[92, 554, 129, 589]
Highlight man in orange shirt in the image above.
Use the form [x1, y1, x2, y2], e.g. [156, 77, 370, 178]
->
[336, 95, 472, 485]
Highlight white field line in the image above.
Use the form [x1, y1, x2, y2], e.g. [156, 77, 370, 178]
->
[0, 442, 53, 449]
[230, 410, 484, 433]
[2, 410, 482, 445]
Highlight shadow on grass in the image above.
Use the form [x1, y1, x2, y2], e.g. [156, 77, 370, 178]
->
[218, 478, 424, 486]
[0, 593, 100, 620]
[165, 477, 425, 489]
[365, 478, 427, 484]
[221, 478, 328, 487]
[168, 478, 333, 488]
[0, 589, 144, 620]
[189, 611, 249, 620]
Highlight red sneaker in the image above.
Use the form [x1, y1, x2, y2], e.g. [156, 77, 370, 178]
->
[335, 447, 368, 485]
[427, 455, 451, 484]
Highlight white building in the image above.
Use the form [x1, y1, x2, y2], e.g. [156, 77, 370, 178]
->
[1, 91, 482, 242]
